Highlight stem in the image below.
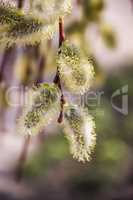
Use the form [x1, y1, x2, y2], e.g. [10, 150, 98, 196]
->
[76, 0, 82, 5]
[59, 18, 65, 47]
[18, 0, 24, 9]
[54, 18, 66, 123]
[15, 135, 31, 182]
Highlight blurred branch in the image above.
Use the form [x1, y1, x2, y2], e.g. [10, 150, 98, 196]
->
[76, 0, 82, 5]
[0, 48, 13, 83]
[15, 135, 31, 182]
[36, 54, 46, 85]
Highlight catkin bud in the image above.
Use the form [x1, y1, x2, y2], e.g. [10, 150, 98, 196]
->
[57, 41, 95, 94]
[64, 105, 96, 162]
[18, 83, 61, 136]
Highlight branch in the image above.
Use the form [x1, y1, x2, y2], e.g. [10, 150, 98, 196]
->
[59, 17, 65, 47]
[15, 135, 31, 182]
[76, 0, 82, 5]
[18, 0, 24, 9]
[54, 17, 65, 123]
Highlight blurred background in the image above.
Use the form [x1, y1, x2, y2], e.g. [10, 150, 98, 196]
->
[0, 0, 133, 200]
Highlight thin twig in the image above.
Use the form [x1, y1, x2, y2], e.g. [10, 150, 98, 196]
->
[59, 17, 65, 47]
[54, 17, 66, 123]
[76, 0, 82, 6]
[17, 0, 24, 9]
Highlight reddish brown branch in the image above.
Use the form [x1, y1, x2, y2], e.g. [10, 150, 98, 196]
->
[18, 0, 24, 9]
[59, 18, 65, 47]
[54, 18, 66, 123]
[15, 135, 31, 182]
[76, 0, 82, 5]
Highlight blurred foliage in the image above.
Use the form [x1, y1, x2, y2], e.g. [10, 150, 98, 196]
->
[24, 133, 70, 177]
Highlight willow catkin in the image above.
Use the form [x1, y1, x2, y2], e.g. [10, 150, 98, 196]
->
[57, 41, 95, 94]
[0, 2, 22, 25]
[0, 18, 56, 47]
[64, 105, 96, 162]
[0, 1, 72, 47]
[0, 2, 57, 47]
[31, 0, 72, 22]
[18, 83, 61, 136]
[6, 18, 57, 46]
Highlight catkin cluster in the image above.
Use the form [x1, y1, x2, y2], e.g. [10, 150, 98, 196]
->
[12, 0, 97, 163]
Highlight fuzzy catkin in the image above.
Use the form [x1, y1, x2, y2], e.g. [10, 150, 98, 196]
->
[64, 105, 96, 162]
[18, 83, 61, 136]
[31, 0, 72, 22]
[57, 41, 95, 94]
[0, 1, 72, 47]
[0, 2, 22, 25]
[0, 2, 57, 47]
